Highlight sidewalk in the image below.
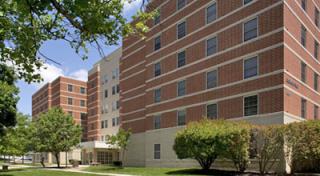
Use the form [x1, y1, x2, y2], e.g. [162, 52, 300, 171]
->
[45, 167, 135, 176]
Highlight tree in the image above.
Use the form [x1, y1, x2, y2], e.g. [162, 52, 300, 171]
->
[251, 125, 284, 175]
[0, 113, 32, 163]
[30, 108, 82, 168]
[0, 64, 19, 135]
[222, 122, 251, 173]
[107, 128, 131, 166]
[173, 120, 224, 170]
[0, 0, 154, 83]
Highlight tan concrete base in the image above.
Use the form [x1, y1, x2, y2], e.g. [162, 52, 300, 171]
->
[124, 112, 303, 174]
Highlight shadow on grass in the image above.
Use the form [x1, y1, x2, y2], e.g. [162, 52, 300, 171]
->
[0, 168, 28, 176]
[165, 169, 264, 176]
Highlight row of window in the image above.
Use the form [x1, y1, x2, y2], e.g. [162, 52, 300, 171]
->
[153, 95, 258, 130]
[67, 84, 86, 94]
[100, 117, 120, 129]
[154, 56, 258, 103]
[301, 98, 319, 119]
[153, 1, 257, 52]
[104, 84, 120, 98]
[300, 24, 320, 60]
[301, 0, 320, 28]
[102, 68, 120, 84]
[67, 97, 86, 107]
[153, 17, 258, 79]
[300, 61, 319, 91]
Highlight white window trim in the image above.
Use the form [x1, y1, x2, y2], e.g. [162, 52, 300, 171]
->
[205, 1, 217, 25]
[177, 50, 186, 68]
[176, 20, 187, 40]
[243, 94, 259, 117]
[242, 16, 259, 42]
[243, 55, 259, 80]
[177, 79, 186, 97]
[205, 36, 218, 57]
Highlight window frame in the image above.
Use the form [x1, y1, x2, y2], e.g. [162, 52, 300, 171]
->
[68, 84, 73, 92]
[206, 2, 217, 24]
[243, 95, 259, 116]
[68, 97, 73, 105]
[206, 103, 218, 119]
[243, 0, 254, 5]
[176, 0, 186, 11]
[177, 80, 186, 97]
[243, 17, 258, 42]
[80, 87, 86, 94]
[177, 21, 187, 39]
[206, 36, 218, 56]
[314, 105, 319, 119]
[154, 114, 161, 129]
[314, 72, 319, 91]
[177, 50, 186, 68]
[301, 25, 307, 47]
[80, 100, 86, 107]
[206, 69, 218, 89]
[301, 98, 307, 119]
[154, 88, 161, 103]
[154, 144, 161, 159]
[154, 35, 161, 51]
[315, 8, 320, 27]
[243, 56, 259, 79]
[301, 61, 307, 83]
[154, 62, 161, 77]
[177, 109, 186, 126]
[315, 40, 319, 60]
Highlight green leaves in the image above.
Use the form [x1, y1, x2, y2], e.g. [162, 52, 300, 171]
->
[0, 0, 153, 83]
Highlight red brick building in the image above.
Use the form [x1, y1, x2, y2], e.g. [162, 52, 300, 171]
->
[32, 76, 88, 145]
[120, 0, 320, 168]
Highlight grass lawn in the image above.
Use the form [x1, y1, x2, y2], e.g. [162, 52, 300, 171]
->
[0, 168, 99, 176]
[83, 165, 247, 176]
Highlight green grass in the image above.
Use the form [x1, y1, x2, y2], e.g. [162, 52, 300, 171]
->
[0, 168, 99, 176]
[83, 165, 242, 176]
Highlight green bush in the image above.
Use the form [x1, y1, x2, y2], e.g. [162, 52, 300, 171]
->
[173, 120, 251, 171]
[251, 125, 284, 175]
[284, 120, 320, 173]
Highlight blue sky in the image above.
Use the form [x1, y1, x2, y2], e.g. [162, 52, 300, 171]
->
[17, 1, 141, 115]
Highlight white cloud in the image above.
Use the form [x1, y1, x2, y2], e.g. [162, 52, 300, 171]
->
[33, 63, 88, 88]
[34, 63, 64, 88]
[123, 0, 142, 15]
[69, 69, 88, 82]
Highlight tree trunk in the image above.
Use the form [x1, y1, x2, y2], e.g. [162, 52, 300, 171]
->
[196, 157, 214, 171]
[40, 154, 46, 168]
[54, 152, 60, 168]
[121, 149, 125, 167]
[22, 156, 24, 164]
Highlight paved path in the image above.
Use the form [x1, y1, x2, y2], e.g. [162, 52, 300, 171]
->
[45, 167, 135, 176]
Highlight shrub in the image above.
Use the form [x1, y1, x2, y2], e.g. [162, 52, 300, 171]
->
[173, 120, 251, 171]
[222, 121, 251, 173]
[173, 120, 223, 170]
[113, 161, 123, 167]
[284, 120, 320, 173]
[251, 125, 284, 175]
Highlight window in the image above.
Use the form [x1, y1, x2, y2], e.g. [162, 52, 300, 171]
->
[177, 0, 186, 10]
[117, 84, 120, 93]
[68, 84, 73, 92]
[301, 25, 307, 47]
[244, 56, 258, 79]
[154, 10, 161, 25]
[80, 100, 86, 107]
[206, 37, 217, 56]
[206, 3, 217, 24]
[154, 36, 161, 51]
[116, 101, 119, 110]
[177, 110, 186, 126]
[301, 98, 307, 119]
[177, 51, 186, 68]
[112, 118, 116, 127]
[315, 105, 319, 119]
[244, 95, 258, 116]
[316, 8, 319, 27]
[68, 97, 73, 105]
[101, 120, 108, 129]
[112, 86, 116, 95]
[112, 68, 119, 79]
[177, 80, 186, 96]
[243, 0, 253, 5]
[301, 62, 307, 83]
[207, 70, 218, 89]
[315, 73, 319, 91]
[104, 89, 108, 98]
[103, 74, 108, 83]
[116, 117, 120, 125]
[80, 113, 87, 120]
[68, 111, 73, 116]
[244, 17, 258, 41]
[154, 88, 161, 103]
[112, 101, 117, 111]
[177, 21, 186, 39]
[315, 40, 319, 59]
[301, 0, 306, 11]
[154, 144, 161, 159]
[154, 115, 161, 129]
[207, 104, 217, 119]
[154, 62, 161, 77]
[80, 87, 86, 94]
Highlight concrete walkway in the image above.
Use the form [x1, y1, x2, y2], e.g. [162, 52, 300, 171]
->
[45, 167, 135, 176]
